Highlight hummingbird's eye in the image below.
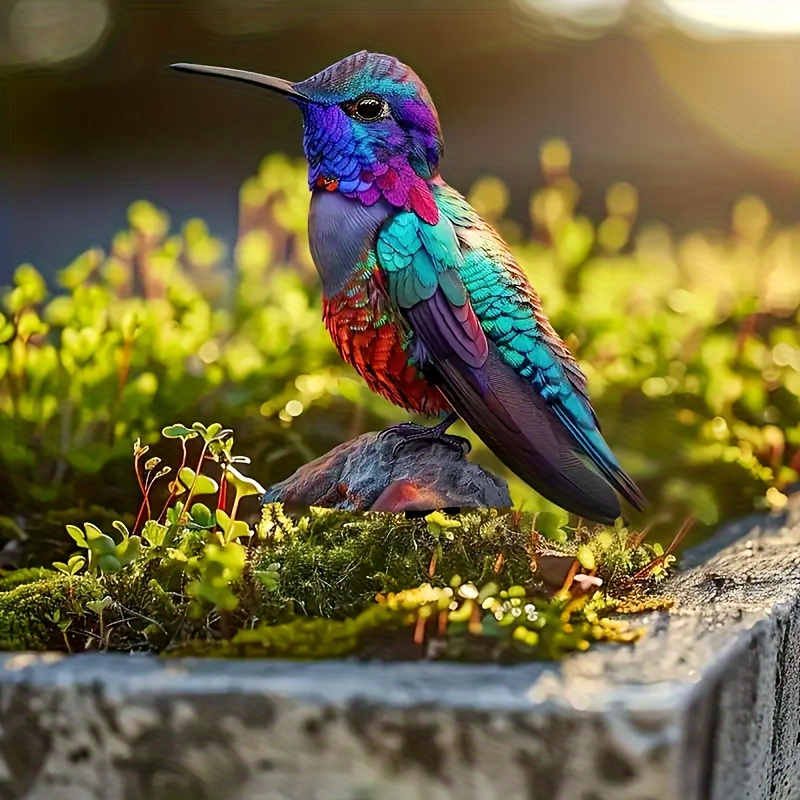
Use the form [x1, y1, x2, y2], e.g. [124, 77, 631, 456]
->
[344, 94, 389, 122]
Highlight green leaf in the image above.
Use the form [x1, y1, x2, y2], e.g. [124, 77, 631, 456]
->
[162, 424, 196, 439]
[142, 520, 169, 548]
[179, 467, 218, 496]
[66, 524, 87, 548]
[83, 523, 117, 557]
[216, 509, 250, 540]
[535, 511, 569, 542]
[425, 511, 461, 539]
[166, 503, 184, 527]
[216, 508, 232, 533]
[225, 465, 266, 498]
[115, 535, 142, 567]
[254, 562, 281, 592]
[67, 554, 86, 575]
[97, 554, 122, 573]
[112, 520, 130, 540]
[205, 422, 223, 441]
[226, 520, 251, 542]
[87, 596, 112, 615]
[189, 503, 214, 528]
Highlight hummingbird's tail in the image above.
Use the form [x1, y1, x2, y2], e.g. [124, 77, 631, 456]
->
[434, 343, 637, 524]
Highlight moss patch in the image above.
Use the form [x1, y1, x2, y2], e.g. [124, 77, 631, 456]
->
[0, 505, 672, 660]
[0, 574, 103, 650]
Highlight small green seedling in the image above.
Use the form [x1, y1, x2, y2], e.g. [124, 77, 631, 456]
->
[53, 554, 86, 577]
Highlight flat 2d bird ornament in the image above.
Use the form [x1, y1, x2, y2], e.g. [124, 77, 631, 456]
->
[173, 51, 646, 524]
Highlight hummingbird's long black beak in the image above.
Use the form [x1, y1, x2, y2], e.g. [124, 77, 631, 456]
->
[170, 63, 306, 100]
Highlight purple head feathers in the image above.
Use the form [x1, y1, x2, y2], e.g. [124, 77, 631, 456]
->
[292, 52, 443, 222]
[171, 51, 444, 222]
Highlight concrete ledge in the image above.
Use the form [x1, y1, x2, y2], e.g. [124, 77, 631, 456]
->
[0, 500, 798, 800]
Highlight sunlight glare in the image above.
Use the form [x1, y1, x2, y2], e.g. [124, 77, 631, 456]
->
[663, 0, 800, 36]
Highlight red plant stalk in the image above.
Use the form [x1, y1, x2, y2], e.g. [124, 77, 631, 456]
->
[132, 449, 149, 535]
[217, 469, 228, 516]
[158, 437, 188, 523]
[178, 441, 211, 524]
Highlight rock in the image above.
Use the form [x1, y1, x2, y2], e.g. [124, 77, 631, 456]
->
[263, 428, 511, 511]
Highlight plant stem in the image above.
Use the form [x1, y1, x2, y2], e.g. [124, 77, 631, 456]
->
[217, 467, 228, 517]
[179, 441, 210, 524]
[229, 492, 241, 524]
[158, 437, 188, 523]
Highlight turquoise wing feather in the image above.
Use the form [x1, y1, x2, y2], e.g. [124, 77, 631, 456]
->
[433, 182, 644, 510]
[374, 184, 645, 520]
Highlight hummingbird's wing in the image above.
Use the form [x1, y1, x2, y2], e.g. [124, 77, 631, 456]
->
[375, 185, 645, 522]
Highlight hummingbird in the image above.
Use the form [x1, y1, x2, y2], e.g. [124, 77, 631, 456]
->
[172, 51, 646, 523]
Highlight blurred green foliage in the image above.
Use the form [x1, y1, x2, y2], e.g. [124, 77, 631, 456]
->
[1, 145, 799, 559]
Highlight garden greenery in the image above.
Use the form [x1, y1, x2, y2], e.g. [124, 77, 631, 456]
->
[0, 141, 798, 657]
[0, 422, 672, 659]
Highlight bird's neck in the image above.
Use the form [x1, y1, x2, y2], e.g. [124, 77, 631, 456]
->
[308, 188, 395, 297]
[309, 156, 440, 226]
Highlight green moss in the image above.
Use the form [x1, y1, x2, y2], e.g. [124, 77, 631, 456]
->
[253, 507, 538, 622]
[0, 567, 57, 592]
[172, 584, 455, 659]
[0, 505, 674, 660]
[0, 574, 103, 650]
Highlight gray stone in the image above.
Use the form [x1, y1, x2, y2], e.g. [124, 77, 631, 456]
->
[0, 498, 797, 799]
[263, 428, 512, 511]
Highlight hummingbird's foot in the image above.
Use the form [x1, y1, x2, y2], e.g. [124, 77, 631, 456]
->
[378, 413, 471, 458]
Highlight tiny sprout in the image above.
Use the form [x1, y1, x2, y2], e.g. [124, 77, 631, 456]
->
[425, 511, 461, 539]
[155, 466, 172, 479]
[53, 554, 86, 576]
[224, 465, 266, 498]
[133, 439, 150, 457]
[192, 421, 233, 445]
[162, 424, 197, 440]
[87, 596, 113, 615]
[144, 457, 161, 471]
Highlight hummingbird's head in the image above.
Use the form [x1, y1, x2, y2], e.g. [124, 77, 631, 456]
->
[172, 51, 443, 222]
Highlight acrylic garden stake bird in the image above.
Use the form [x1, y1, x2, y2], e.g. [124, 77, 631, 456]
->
[172, 52, 646, 524]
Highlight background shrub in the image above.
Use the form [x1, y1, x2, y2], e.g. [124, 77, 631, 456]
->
[1, 145, 798, 562]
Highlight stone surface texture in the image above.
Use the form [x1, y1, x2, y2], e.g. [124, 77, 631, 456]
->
[263, 428, 512, 511]
[0, 499, 798, 800]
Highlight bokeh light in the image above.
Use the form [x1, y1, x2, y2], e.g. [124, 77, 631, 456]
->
[8, 0, 108, 66]
[514, 0, 628, 35]
[662, 0, 800, 37]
